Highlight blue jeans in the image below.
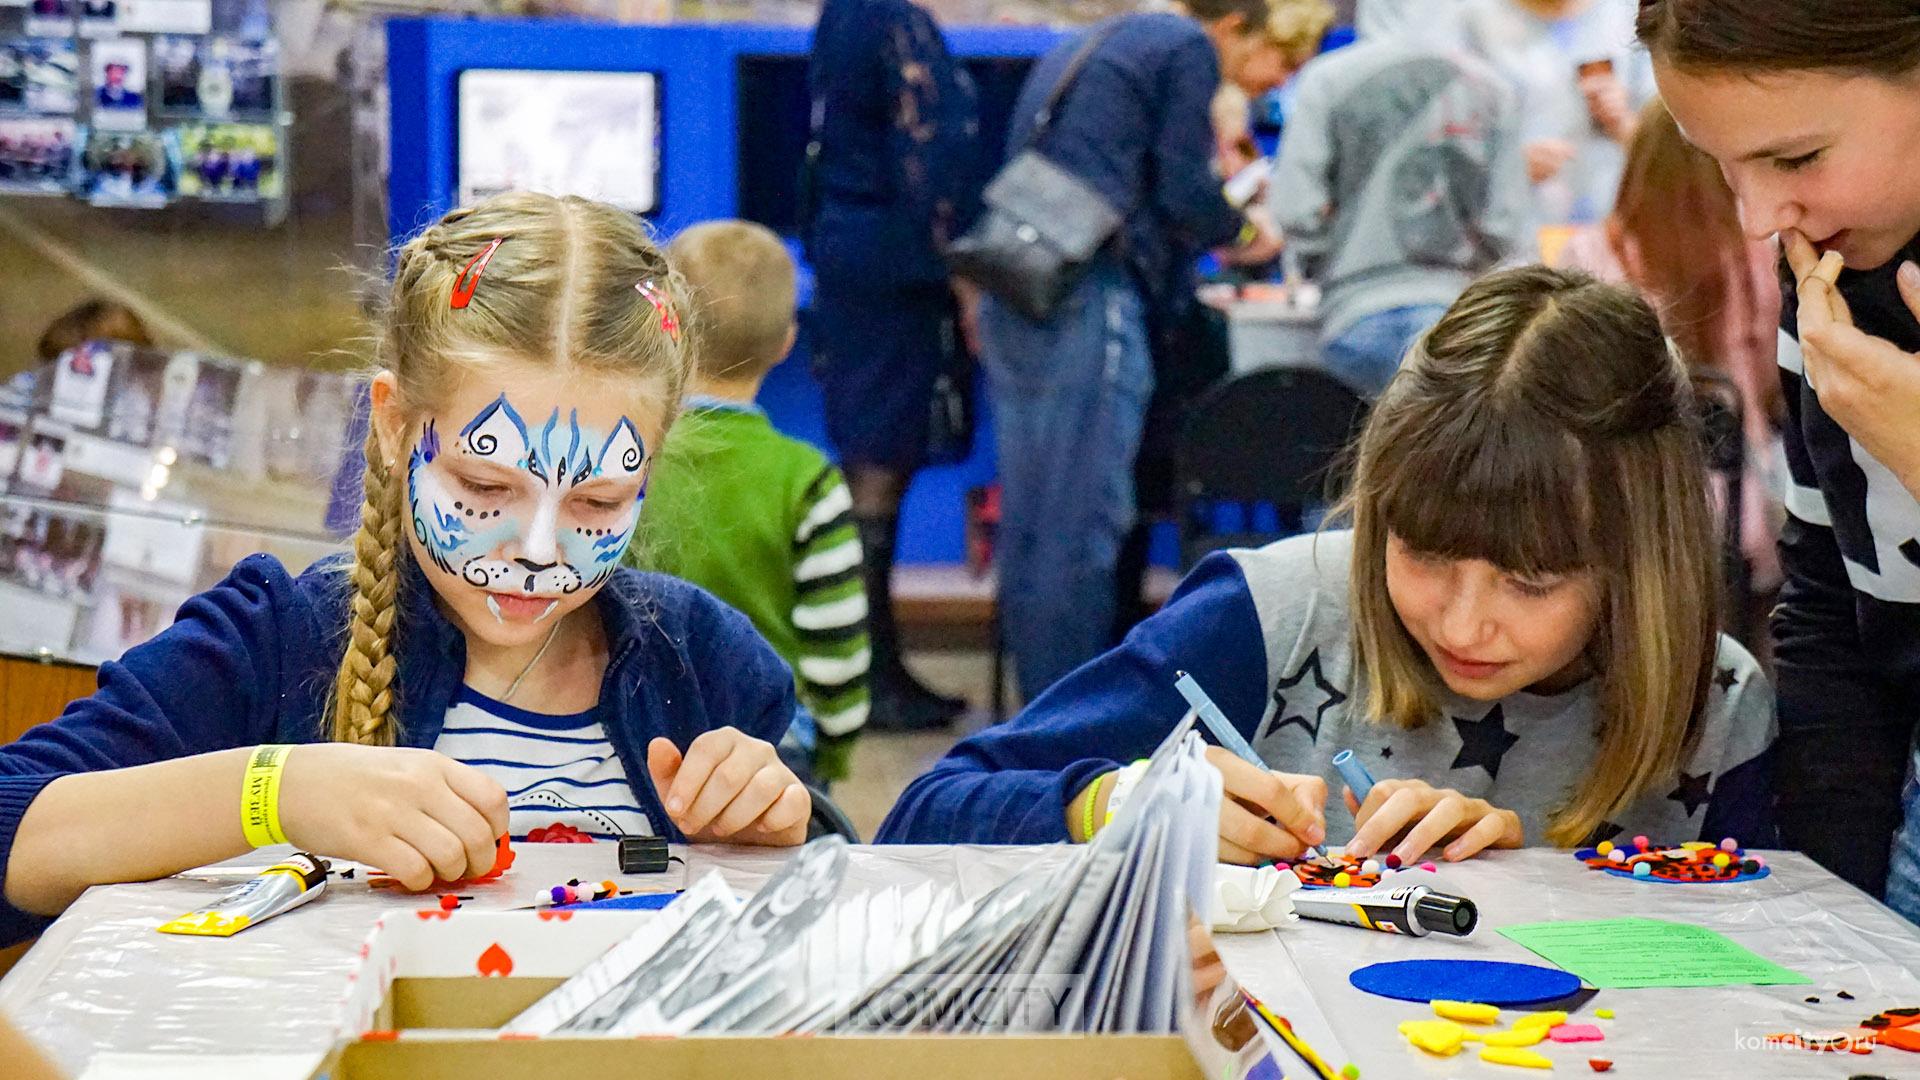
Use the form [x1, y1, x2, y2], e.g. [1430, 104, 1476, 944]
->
[1889, 756, 1920, 926]
[982, 265, 1153, 702]
[1320, 303, 1450, 398]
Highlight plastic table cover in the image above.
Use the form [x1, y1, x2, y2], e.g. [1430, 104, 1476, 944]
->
[4, 844, 1919, 1077]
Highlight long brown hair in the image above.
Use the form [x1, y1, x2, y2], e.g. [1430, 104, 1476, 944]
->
[330, 192, 692, 746]
[1345, 266, 1720, 846]
[1606, 100, 1752, 383]
[1637, 0, 1920, 78]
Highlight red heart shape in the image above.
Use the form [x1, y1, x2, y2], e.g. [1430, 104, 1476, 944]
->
[476, 942, 513, 978]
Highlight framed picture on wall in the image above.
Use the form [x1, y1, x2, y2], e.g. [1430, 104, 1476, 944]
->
[88, 36, 147, 130]
[457, 69, 660, 215]
[0, 38, 80, 114]
[170, 119, 277, 199]
[0, 115, 77, 193]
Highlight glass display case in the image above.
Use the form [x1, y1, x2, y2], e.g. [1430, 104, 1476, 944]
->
[0, 341, 350, 665]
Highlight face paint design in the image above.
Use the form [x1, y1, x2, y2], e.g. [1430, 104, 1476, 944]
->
[408, 393, 647, 618]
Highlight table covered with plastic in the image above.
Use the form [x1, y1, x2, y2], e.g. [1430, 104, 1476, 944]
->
[5, 844, 1919, 1077]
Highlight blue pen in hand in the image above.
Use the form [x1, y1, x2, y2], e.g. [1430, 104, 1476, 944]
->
[1331, 748, 1377, 804]
[1173, 670, 1263, 766]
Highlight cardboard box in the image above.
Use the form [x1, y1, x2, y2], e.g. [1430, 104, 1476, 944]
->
[316, 907, 1204, 1080]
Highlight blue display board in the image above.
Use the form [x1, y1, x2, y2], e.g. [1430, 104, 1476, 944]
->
[385, 18, 1066, 564]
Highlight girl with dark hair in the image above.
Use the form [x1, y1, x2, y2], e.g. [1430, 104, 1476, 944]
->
[1638, 0, 1920, 920]
[880, 267, 1776, 868]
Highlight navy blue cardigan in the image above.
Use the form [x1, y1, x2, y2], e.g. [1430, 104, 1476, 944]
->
[0, 553, 797, 944]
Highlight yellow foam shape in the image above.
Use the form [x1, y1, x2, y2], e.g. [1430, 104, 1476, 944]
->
[1681, 841, 1713, 850]
[1483, 1027, 1547, 1047]
[1595, 1009, 1614, 1020]
[1461, 1030, 1485, 1043]
[1433, 1000, 1501, 1024]
[1398, 1019, 1466, 1056]
[1513, 1011, 1568, 1031]
[1480, 1046, 1554, 1069]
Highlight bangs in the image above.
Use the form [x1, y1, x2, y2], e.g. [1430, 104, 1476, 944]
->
[1370, 399, 1599, 576]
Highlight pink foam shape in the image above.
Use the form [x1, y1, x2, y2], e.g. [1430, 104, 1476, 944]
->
[1549, 1024, 1605, 1043]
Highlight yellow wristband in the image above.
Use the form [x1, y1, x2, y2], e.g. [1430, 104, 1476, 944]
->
[241, 744, 293, 848]
[1082, 773, 1108, 843]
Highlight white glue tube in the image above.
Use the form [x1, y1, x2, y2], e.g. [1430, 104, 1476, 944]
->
[1291, 882, 1477, 937]
[159, 852, 331, 937]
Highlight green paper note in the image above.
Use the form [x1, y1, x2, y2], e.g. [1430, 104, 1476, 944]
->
[1497, 917, 1811, 989]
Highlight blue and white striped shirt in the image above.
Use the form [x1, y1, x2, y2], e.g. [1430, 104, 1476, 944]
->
[433, 687, 654, 840]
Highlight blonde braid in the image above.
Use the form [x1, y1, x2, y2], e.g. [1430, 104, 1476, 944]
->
[329, 423, 405, 745]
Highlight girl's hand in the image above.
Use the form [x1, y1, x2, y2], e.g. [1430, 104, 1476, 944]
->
[1343, 778, 1522, 864]
[1204, 746, 1327, 866]
[1785, 229, 1920, 504]
[278, 745, 509, 891]
[647, 731, 810, 846]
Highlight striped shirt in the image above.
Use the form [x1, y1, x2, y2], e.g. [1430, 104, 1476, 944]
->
[432, 686, 654, 841]
[629, 399, 870, 777]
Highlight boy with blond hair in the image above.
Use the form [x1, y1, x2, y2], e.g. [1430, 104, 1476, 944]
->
[629, 221, 870, 782]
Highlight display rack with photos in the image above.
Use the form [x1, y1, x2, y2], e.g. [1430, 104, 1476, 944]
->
[0, 0, 288, 220]
[0, 342, 351, 667]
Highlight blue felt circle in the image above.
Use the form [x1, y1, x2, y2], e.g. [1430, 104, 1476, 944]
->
[1348, 959, 1581, 1006]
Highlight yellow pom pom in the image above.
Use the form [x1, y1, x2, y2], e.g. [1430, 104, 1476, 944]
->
[1595, 841, 1614, 855]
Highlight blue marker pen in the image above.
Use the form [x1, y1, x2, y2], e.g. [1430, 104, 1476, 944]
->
[1332, 748, 1377, 803]
[1174, 670, 1263, 766]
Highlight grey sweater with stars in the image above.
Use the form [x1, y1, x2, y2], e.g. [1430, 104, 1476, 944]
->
[878, 530, 1779, 848]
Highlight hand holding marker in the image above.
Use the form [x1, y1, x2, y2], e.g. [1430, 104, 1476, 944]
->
[1173, 671, 1325, 861]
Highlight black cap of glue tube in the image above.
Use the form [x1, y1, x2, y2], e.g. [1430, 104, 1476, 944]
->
[1415, 891, 1478, 936]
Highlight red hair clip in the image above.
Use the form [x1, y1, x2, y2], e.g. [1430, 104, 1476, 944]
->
[450, 238, 506, 310]
[636, 279, 682, 344]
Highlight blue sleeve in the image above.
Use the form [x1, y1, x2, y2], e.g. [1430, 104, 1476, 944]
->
[1701, 747, 1779, 850]
[1150, 34, 1242, 251]
[682, 588, 800, 751]
[876, 552, 1270, 845]
[0, 554, 297, 945]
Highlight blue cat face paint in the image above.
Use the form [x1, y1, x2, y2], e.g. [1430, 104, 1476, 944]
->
[407, 391, 649, 624]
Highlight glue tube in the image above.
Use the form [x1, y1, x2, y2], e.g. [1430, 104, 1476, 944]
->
[1291, 882, 1477, 937]
[159, 852, 331, 937]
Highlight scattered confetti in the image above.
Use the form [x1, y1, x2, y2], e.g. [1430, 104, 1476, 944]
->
[1839, 991, 1856, 1001]
[1595, 1008, 1614, 1019]
[1340, 1065, 1359, 1080]
[1808, 997, 1822, 1004]
[1589, 1059, 1613, 1072]
[1421, 862, 1439, 872]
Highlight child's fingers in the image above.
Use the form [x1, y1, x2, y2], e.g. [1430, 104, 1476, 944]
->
[425, 779, 504, 877]
[1443, 812, 1513, 862]
[704, 764, 791, 839]
[757, 783, 812, 840]
[1218, 835, 1266, 866]
[370, 837, 434, 892]
[1346, 786, 1423, 858]
[1207, 749, 1323, 845]
[396, 812, 473, 883]
[1390, 796, 1468, 866]
[1342, 787, 1360, 816]
[1897, 261, 1920, 324]
[1782, 228, 1819, 283]
[442, 760, 510, 838]
[646, 736, 683, 795]
[679, 742, 763, 836]
[1218, 798, 1307, 863]
[666, 732, 736, 818]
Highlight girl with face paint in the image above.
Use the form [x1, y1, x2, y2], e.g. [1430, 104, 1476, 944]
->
[1638, 1, 1920, 922]
[0, 194, 812, 941]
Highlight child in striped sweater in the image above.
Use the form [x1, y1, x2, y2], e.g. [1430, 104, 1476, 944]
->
[630, 222, 871, 784]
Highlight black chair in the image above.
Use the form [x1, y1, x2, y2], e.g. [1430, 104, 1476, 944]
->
[1692, 370, 1754, 646]
[1174, 367, 1370, 569]
[805, 782, 862, 843]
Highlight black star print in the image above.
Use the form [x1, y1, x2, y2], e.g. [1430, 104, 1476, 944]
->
[1261, 648, 1347, 745]
[1713, 667, 1739, 693]
[1449, 704, 1520, 781]
[1379, 745, 1393, 761]
[1668, 771, 1713, 817]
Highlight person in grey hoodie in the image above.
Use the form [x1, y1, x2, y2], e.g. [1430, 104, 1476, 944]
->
[1271, 0, 1531, 396]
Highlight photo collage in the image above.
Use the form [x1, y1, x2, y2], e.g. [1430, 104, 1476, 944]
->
[0, 1, 282, 206]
